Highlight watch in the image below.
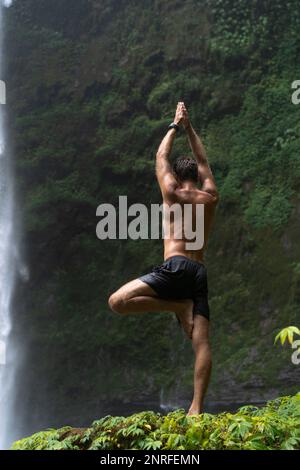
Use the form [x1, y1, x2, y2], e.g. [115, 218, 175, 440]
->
[168, 122, 180, 132]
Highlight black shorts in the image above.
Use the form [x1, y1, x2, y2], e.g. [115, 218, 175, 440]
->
[139, 255, 210, 320]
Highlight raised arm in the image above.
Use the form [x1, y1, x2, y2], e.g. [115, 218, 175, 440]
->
[156, 102, 183, 197]
[182, 104, 218, 199]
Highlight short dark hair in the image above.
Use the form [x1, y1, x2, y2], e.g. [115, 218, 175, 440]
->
[172, 156, 198, 183]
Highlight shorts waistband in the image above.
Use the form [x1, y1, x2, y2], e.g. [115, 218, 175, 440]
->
[164, 255, 206, 267]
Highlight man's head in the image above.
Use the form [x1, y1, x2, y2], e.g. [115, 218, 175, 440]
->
[172, 156, 198, 183]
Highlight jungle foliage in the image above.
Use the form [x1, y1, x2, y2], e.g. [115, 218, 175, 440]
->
[11, 394, 300, 450]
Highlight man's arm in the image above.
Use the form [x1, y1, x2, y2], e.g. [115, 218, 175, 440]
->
[156, 102, 184, 197]
[182, 104, 218, 199]
[186, 123, 218, 197]
[156, 127, 178, 196]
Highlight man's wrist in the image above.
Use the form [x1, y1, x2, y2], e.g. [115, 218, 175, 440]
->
[168, 122, 180, 132]
[168, 127, 177, 139]
[184, 122, 192, 131]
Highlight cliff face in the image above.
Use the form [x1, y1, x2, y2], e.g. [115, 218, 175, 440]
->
[4, 0, 300, 437]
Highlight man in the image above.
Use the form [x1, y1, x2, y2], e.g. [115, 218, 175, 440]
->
[108, 102, 219, 415]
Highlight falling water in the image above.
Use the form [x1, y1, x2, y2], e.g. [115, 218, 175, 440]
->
[0, 0, 17, 449]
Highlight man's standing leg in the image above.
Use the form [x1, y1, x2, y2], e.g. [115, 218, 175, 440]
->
[187, 315, 212, 415]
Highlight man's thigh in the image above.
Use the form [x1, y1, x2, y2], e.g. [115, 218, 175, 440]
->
[112, 278, 159, 301]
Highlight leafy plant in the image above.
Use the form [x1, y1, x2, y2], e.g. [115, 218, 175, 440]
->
[275, 326, 300, 346]
[11, 394, 300, 450]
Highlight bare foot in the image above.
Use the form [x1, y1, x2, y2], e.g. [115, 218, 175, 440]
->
[175, 299, 194, 339]
[186, 407, 202, 416]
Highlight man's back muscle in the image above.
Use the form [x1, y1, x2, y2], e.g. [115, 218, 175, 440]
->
[162, 187, 217, 263]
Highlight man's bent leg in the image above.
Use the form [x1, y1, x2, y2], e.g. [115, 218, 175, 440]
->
[108, 279, 194, 339]
[187, 315, 212, 415]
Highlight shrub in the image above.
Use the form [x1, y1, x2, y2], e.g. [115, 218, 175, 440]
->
[11, 394, 300, 450]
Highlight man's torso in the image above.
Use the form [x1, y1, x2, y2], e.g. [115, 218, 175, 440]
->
[162, 186, 217, 264]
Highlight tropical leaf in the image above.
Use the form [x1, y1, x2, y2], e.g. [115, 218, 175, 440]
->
[274, 326, 300, 345]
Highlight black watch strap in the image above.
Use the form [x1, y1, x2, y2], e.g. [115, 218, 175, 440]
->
[168, 122, 180, 132]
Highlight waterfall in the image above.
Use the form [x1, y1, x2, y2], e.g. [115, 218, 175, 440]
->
[0, 0, 17, 449]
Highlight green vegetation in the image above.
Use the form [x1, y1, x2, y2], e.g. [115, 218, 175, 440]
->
[11, 394, 300, 450]
[5, 0, 300, 431]
[275, 326, 300, 347]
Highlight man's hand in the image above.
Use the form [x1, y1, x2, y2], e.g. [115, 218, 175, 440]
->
[173, 101, 185, 126]
[181, 102, 191, 130]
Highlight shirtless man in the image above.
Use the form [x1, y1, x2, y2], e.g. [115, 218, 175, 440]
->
[108, 102, 219, 415]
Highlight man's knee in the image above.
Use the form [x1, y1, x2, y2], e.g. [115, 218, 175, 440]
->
[192, 336, 211, 351]
[108, 292, 127, 314]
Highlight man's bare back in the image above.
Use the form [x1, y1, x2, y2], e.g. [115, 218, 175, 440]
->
[163, 185, 217, 263]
